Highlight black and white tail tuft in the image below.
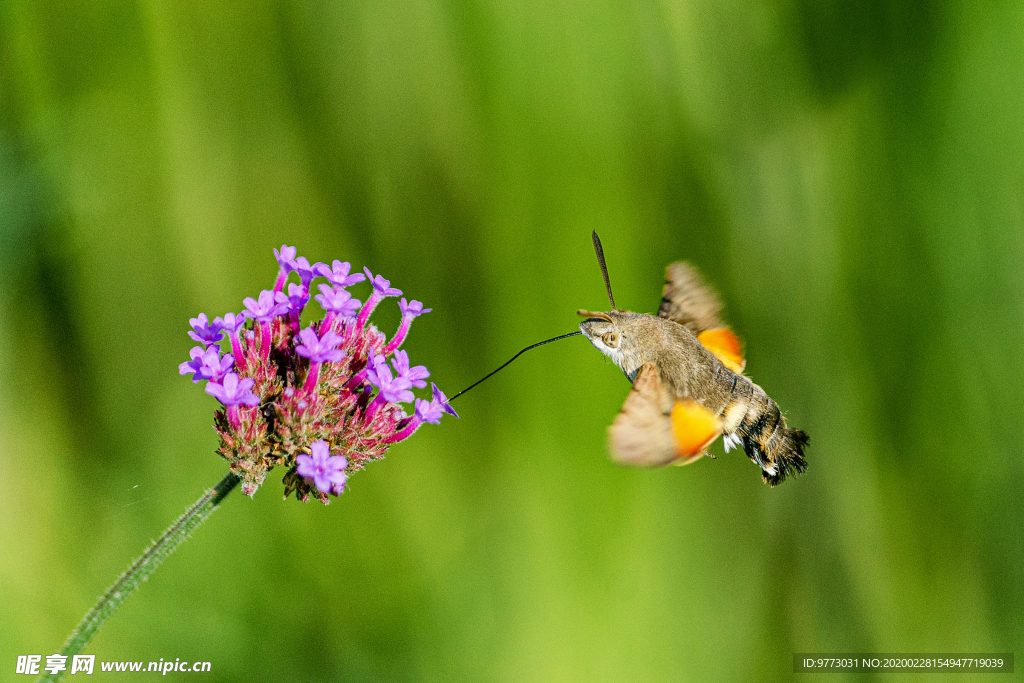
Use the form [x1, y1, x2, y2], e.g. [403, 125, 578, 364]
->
[742, 428, 809, 486]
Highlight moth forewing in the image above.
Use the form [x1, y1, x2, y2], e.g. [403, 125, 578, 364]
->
[658, 262, 725, 335]
[607, 363, 677, 467]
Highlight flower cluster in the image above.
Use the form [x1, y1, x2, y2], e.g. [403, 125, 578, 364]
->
[180, 246, 456, 503]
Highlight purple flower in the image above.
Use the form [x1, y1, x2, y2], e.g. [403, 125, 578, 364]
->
[431, 383, 459, 418]
[409, 384, 457, 424]
[360, 353, 388, 386]
[414, 398, 445, 425]
[274, 245, 298, 292]
[179, 347, 207, 380]
[179, 345, 234, 382]
[355, 268, 403, 329]
[201, 351, 235, 381]
[242, 290, 288, 322]
[182, 244, 459, 501]
[274, 245, 297, 271]
[291, 256, 317, 286]
[363, 268, 402, 298]
[315, 284, 362, 318]
[214, 312, 248, 335]
[399, 298, 431, 318]
[390, 350, 429, 388]
[295, 440, 348, 495]
[294, 326, 345, 363]
[205, 372, 260, 406]
[188, 313, 224, 346]
[314, 260, 366, 288]
[214, 312, 249, 371]
[384, 298, 432, 354]
[385, 382, 458, 443]
[366, 354, 415, 404]
[275, 283, 310, 314]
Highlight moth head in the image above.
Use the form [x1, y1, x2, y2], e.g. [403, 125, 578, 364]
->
[578, 309, 641, 367]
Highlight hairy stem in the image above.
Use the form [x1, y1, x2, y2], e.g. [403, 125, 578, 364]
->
[39, 472, 239, 682]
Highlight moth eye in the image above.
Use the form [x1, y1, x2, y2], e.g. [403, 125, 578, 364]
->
[602, 331, 620, 348]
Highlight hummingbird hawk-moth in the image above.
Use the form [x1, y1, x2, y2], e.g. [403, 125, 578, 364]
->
[579, 232, 809, 486]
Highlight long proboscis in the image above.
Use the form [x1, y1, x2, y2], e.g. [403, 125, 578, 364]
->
[591, 230, 617, 311]
[448, 331, 582, 401]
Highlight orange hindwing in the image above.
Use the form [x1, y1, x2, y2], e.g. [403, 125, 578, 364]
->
[670, 399, 722, 463]
[697, 327, 745, 374]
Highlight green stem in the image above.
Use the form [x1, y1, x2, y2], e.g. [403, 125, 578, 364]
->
[39, 472, 240, 682]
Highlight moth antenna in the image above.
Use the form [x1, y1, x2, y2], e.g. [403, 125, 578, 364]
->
[591, 231, 617, 311]
[448, 331, 583, 401]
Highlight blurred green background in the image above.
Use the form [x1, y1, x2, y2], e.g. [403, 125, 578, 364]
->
[2, 0, 1022, 681]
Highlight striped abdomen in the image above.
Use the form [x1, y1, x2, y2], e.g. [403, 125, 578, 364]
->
[719, 375, 808, 486]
